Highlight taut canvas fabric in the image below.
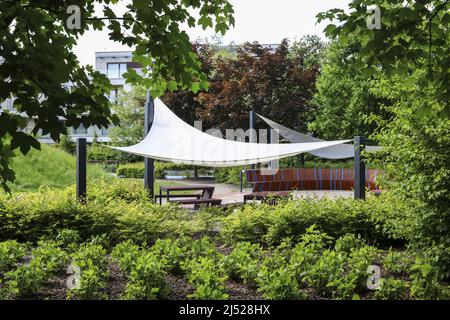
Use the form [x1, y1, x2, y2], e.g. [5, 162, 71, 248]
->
[110, 99, 351, 167]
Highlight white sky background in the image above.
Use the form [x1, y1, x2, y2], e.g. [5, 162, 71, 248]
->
[74, 0, 350, 66]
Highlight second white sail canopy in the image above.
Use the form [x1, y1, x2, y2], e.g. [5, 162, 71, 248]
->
[257, 114, 381, 160]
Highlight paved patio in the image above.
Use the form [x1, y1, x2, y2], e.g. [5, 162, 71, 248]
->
[158, 179, 353, 205]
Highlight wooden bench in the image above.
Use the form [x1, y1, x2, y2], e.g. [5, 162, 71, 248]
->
[169, 198, 223, 208]
[245, 168, 381, 192]
[158, 185, 221, 210]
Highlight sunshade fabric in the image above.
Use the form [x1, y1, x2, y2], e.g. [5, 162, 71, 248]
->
[257, 114, 381, 160]
[110, 99, 351, 167]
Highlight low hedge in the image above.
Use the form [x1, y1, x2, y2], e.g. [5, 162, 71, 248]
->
[117, 162, 194, 179]
[0, 180, 191, 244]
[220, 192, 410, 246]
[116, 163, 145, 178]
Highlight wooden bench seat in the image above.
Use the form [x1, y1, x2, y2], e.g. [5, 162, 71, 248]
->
[168, 198, 222, 209]
[245, 168, 381, 192]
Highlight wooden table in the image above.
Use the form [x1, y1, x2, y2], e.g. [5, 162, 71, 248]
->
[157, 185, 216, 208]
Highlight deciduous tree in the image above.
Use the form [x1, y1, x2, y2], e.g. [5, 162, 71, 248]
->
[0, 0, 234, 191]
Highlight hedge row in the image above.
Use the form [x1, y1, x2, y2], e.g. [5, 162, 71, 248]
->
[0, 180, 191, 244]
[116, 162, 195, 179]
[220, 193, 410, 246]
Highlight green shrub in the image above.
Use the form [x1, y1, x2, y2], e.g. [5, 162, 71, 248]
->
[67, 243, 109, 300]
[334, 234, 365, 254]
[214, 167, 245, 185]
[116, 162, 193, 179]
[303, 249, 346, 297]
[31, 240, 68, 273]
[111, 240, 141, 274]
[221, 196, 398, 246]
[5, 259, 49, 297]
[382, 249, 414, 275]
[409, 258, 448, 300]
[0, 180, 191, 244]
[221, 204, 272, 244]
[224, 242, 262, 287]
[55, 229, 82, 250]
[185, 236, 221, 261]
[289, 226, 333, 282]
[5, 240, 67, 297]
[116, 163, 145, 179]
[256, 254, 302, 300]
[0, 240, 27, 273]
[122, 251, 169, 300]
[150, 238, 186, 275]
[331, 245, 378, 299]
[374, 278, 409, 300]
[185, 256, 228, 300]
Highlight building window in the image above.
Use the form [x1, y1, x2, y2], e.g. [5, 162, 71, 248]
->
[109, 87, 119, 103]
[73, 124, 87, 135]
[107, 63, 127, 79]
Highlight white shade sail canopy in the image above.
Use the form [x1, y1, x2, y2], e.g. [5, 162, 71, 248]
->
[257, 114, 381, 160]
[110, 99, 351, 167]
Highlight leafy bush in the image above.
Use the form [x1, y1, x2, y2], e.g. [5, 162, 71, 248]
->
[116, 163, 145, 179]
[185, 256, 228, 300]
[0, 240, 27, 273]
[409, 258, 449, 300]
[122, 251, 169, 300]
[116, 162, 194, 179]
[31, 240, 68, 273]
[111, 240, 141, 274]
[221, 195, 401, 246]
[150, 238, 186, 275]
[67, 243, 109, 300]
[5, 259, 50, 297]
[256, 253, 302, 300]
[224, 242, 262, 287]
[370, 81, 450, 277]
[4, 240, 67, 297]
[382, 249, 414, 275]
[303, 249, 346, 297]
[331, 245, 378, 299]
[0, 180, 191, 244]
[55, 229, 82, 251]
[289, 226, 333, 282]
[214, 167, 245, 185]
[374, 278, 408, 300]
[184, 237, 221, 262]
[178, 237, 229, 300]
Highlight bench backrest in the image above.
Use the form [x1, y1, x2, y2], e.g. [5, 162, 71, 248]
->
[245, 168, 380, 192]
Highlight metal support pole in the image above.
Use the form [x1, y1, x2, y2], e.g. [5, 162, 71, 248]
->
[269, 129, 279, 169]
[76, 138, 86, 202]
[144, 90, 155, 199]
[240, 170, 243, 193]
[354, 136, 366, 200]
[249, 110, 255, 169]
[299, 154, 305, 167]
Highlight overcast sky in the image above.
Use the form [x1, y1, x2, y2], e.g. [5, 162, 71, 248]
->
[74, 0, 350, 66]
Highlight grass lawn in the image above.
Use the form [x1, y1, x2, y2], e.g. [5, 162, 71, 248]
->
[7, 144, 193, 194]
[8, 144, 110, 192]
